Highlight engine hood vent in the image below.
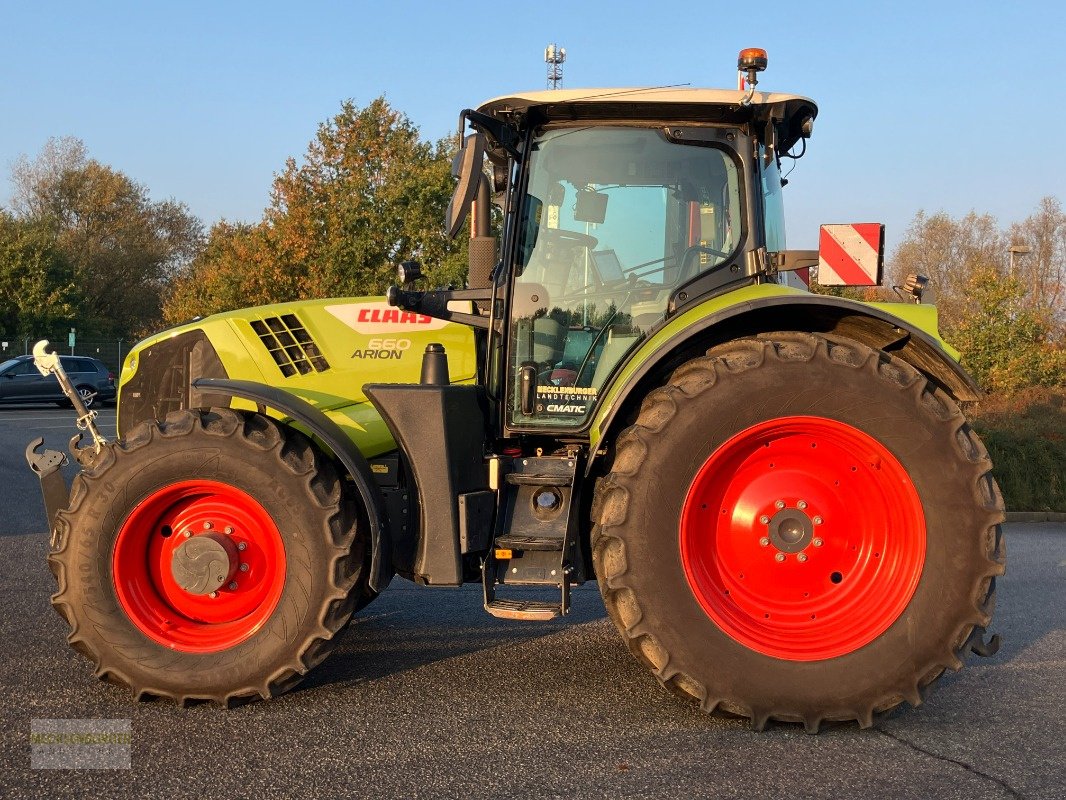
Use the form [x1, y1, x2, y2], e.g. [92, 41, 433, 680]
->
[250, 314, 330, 377]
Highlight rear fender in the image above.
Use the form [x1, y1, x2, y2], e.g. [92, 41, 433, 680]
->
[589, 290, 981, 465]
[192, 378, 392, 593]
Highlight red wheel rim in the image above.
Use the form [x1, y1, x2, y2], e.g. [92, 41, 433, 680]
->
[680, 416, 926, 661]
[112, 480, 286, 653]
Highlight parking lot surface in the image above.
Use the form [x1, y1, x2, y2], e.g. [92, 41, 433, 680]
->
[1, 408, 1063, 798]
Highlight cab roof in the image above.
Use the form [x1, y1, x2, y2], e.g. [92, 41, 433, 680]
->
[477, 87, 817, 152]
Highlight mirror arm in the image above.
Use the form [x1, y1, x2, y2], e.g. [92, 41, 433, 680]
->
[472, 175, 491, 238]
[459, 109, 521, 160]
[386, 285, 497, 331]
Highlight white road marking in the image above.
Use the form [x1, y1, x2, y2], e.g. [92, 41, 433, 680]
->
[14, 425, 118, 430]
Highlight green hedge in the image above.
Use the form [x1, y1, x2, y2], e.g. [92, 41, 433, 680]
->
[967, 389, 1066, 513]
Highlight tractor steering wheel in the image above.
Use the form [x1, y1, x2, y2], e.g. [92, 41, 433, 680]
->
[538, 227, 599, 250]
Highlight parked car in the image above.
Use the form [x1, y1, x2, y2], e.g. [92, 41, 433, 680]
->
[0, 355, 116, 408]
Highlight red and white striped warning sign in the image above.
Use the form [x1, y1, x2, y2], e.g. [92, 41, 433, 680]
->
[817, 223, 884, 286]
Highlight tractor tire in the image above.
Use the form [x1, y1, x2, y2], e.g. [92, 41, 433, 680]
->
[349, 545, 381, 614]
[48, 407, 366, 705]
[591, 333, 1005, 732]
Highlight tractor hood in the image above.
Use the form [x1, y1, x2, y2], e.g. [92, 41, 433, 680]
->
[117, 296, 477, 454]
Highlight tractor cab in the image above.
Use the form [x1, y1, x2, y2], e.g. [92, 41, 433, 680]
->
[388, 84, 820, 435]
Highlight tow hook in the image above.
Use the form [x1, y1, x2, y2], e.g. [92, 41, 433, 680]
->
[969, 628, 1001, 658]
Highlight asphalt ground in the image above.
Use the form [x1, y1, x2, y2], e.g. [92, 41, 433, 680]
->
[1, 408, 1064, 799]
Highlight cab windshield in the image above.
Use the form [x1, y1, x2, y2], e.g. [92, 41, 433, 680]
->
[508, 125, 742, 428]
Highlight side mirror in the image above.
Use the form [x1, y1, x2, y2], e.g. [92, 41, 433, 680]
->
[816, 223, 884, 286]
[445, 132, 486, 239]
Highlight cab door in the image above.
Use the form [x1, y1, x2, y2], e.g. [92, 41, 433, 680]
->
[504, 125, 745, 434]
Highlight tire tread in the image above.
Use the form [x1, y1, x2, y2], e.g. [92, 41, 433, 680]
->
[591, 333, 1005, 732]
[47, 408, 365, 706]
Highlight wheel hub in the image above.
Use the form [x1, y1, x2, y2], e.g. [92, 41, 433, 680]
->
[767, 507, 813, 553]
[170, 532, 238, 595]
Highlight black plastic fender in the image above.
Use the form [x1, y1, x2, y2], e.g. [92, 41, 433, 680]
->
[192, 377, 391, 593]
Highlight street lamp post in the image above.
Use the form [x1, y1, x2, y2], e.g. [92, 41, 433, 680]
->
[1008, 245, 1031, 278]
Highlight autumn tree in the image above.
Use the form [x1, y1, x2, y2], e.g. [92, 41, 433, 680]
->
[889, 199, 1066, 394]
[164, 222, 288, 322]
[6, 138, 202, 338]
[889, 209, 1004, 325]
[1006, 196, 1066, 317]
[166, 97, 466, 322]
[0, 212, 75, 338]
[950, 266, 1065, 393]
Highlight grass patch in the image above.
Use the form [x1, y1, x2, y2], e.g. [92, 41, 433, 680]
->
[965, 387, 1066, 512]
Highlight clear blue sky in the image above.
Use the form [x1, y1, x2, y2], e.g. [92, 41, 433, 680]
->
[1, 1, 1063, 254]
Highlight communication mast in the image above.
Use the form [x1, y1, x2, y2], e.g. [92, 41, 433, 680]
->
[544, 43, 566, 89]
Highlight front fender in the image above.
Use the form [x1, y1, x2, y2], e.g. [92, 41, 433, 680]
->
[192, 378, 392, 594]
[589, 285, 981, 455]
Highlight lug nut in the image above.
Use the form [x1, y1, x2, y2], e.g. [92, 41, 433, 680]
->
[183, 530, 191, 538]
[203, 521, 213, 530]
[228, 582, 238, 591]
[759, 537, 771, 547]
[224, 526, 234, 535]
[237, 542, 247, 551]
[209, 591, 218, 598]
[813, 538, 824, 547]
[759, 515, 770, 524]
[775, 500, 786, 510]
[797, 553, 808, 562]
[813, 516, 823, 525]
[239, 563, 249, 572]
[774, 553, 786, 562]
[797, 500, 808, 510]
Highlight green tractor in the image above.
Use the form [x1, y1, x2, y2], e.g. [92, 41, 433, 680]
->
[30, 50, 1004, 731]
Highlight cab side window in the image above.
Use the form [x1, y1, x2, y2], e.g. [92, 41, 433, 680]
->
[761, 148, 786, 252]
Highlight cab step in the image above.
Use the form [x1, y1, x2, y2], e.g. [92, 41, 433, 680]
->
[484, 598, 561, 621]
[494, 534, 565, 552]
[482, 454, 581, 622]
[482, 557, 572, 621]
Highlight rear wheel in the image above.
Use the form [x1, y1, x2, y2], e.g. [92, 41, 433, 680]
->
[592, 333, 1005, 731]
[56, 385, 97, 409]
[49, 408, 365, 704]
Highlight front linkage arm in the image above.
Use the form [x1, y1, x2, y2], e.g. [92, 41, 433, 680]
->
[24, 340, 111, 541]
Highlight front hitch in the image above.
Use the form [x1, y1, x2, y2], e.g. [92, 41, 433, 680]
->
[31, 340, 108, 456]
[25, 340, 112, 540]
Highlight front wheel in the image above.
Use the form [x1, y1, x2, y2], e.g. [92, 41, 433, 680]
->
[592, 333, 1005, 731]
[49, 408, 366, 704]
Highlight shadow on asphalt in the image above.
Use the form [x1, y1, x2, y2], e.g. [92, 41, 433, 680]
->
[301, 583, 608, 691]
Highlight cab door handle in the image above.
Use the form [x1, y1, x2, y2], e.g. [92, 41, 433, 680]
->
[519, 363, 537, 415]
